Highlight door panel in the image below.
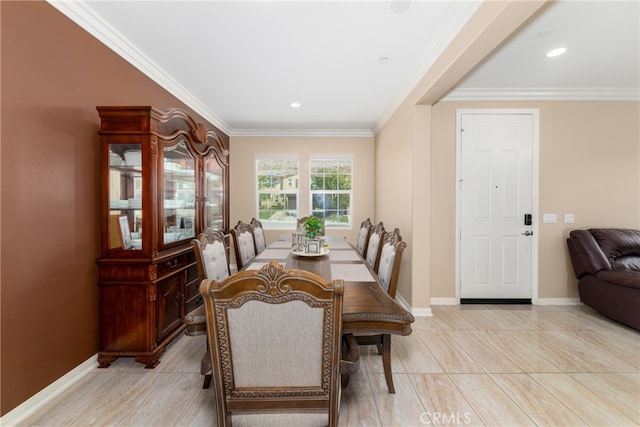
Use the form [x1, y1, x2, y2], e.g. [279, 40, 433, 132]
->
[460, 113, 533, 300]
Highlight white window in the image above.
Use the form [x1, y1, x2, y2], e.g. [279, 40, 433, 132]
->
[309, 156, 352, 228]
[256, 155, 299, 229]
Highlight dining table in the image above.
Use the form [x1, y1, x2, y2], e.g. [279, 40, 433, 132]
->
[245, 236, 415, 385]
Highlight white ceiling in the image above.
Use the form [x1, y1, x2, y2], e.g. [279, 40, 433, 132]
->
[50, 0, 639, 136]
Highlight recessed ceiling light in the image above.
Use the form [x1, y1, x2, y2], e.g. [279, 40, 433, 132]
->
[546, 47, 567, 58]
[378, 57, 389, 65]
[290, 102, 301, 108]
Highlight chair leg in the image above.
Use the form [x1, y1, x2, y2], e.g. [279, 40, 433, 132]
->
[381, 334, 395, 393]
[202, 373, 212, 389]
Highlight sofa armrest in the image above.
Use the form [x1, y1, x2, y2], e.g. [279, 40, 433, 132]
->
[597, 270, 640, 290]
[568, 230, 611, 277]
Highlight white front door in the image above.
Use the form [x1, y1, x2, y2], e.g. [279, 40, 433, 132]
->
[459, 112, 535, 301]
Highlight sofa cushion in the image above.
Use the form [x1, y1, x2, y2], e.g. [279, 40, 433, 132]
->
[596, 270, 640, 290]
[590, 228, 640, 271]
[568, 230, 611, 276]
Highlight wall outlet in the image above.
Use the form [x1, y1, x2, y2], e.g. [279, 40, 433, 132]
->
[543, 213, 557, 224]
[564, 213, 575, 224]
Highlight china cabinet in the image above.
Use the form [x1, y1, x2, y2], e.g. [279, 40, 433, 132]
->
[96, 106, 229, 368]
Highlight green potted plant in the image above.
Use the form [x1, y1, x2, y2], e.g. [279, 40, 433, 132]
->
[303, 216, 323, 239]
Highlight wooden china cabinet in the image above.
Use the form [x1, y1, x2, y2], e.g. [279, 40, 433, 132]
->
[96, 106, 229, 368]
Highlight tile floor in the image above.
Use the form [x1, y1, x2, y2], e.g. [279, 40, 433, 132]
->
[18, 304, 640, 426]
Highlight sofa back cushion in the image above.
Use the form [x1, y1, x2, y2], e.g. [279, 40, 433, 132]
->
[590, 228, 640, 272]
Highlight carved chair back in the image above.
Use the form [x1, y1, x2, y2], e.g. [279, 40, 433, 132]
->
[365, 222, 386, 272]
[376, 228, 407, 299]
[200, 261, 344, 427]
[192, 228, 230, 282]
[355, 218, 372, 258]
[250, 217, 267, 254]
[231, 220, 256, 270]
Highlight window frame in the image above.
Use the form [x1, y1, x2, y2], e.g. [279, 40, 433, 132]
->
[255, 154, 299, 230]
[308, 155, 353, 229]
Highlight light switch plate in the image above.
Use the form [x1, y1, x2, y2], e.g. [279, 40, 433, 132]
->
[564, 213, 575, 224]
[543, 213, 557, 224]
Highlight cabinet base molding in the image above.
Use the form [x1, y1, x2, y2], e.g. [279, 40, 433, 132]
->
[98, 323, 186, 369]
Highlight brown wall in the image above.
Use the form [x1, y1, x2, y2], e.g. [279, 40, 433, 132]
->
[0, 1, 227, 414]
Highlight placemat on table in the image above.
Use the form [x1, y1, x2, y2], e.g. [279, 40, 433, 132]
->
[330, 264, 376, 282]
[245, 262, 268, 270]
[329, 250, 361, 261]
[269, 240, 292, 248]
[325, 240, 352, 250]
[255, 248, 291, 260]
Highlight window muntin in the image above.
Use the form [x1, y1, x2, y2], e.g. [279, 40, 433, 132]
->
[310, 158, 352, 228]
[256, 157, 299, 229]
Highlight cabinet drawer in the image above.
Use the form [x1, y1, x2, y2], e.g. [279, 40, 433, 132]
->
[156, 254, 187, 277]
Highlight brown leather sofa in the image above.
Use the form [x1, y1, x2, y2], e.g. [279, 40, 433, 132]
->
[567, 228, 640, 330]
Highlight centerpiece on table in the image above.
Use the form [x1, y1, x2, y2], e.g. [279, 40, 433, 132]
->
[302, 216, 324, 254]
[303, 216, 323, 239]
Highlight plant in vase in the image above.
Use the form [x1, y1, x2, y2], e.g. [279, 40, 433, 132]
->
[303, 216, 323, 240]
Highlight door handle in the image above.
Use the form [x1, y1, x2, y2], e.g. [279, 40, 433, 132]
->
[522, 231, 533, 236]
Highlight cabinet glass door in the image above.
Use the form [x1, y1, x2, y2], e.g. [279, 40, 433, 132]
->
[108, 144, 142, 250]
[204, 154, 224, 230]
[162, 139, 196, 247]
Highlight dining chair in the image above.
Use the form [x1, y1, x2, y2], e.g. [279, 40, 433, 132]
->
[355, 218, 372, 258]
[297, 215, 325, 236]
[187, 228, 231, 388]
[200, 260, 344, 427]
[357, 227, 406, 394]
[250, 217, 267, 254]
[365, 221, 386, 271]
[230, 220, 256, 270]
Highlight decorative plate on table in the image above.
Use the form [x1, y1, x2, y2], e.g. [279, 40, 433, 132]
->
[290, 248, 329, 257]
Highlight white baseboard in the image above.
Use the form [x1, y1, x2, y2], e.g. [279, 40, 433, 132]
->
[428, 297, 581, 306]
[396, 293, 432, 316]
[431, 297, 458, 305]
[537, 298, 581, 305]
[0, 354, 98, 427]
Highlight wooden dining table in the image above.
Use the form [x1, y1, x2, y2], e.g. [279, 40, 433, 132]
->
[246, 237, 415, 384]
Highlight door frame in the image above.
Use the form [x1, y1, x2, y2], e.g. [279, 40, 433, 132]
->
[455, 108, 540, 304]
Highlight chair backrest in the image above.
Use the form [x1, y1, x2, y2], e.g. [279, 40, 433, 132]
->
[250, 217, 267, 254]
[230, 220, 256, 270]
[376, 228, 407, 298]
[191, 228, 230, 282]
[297, 215, 325, 236]
[355, 218, 372, 257]
[200, 261, 344, 427]
[365, 222, 386, 271]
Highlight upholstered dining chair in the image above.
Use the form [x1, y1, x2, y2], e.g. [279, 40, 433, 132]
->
[365, 221, 386, 271]
[297, 215, 325, 236]
[355, 218, 372, 258]
[187, 228, 231, 388]
[200, 261, 344, 427]
[250, 217, 267, 254]
[230, 220, 256, 270]
[357, 228, 407, 394]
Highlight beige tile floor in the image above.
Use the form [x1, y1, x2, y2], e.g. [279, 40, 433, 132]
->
[20, 304, 640, 426]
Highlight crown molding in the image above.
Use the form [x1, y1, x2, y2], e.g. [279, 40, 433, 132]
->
[230, 128, 374, 138]
[442, 87, 640, 102]
[47, 0, 232, 135]
[373, 0, 481, 135]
